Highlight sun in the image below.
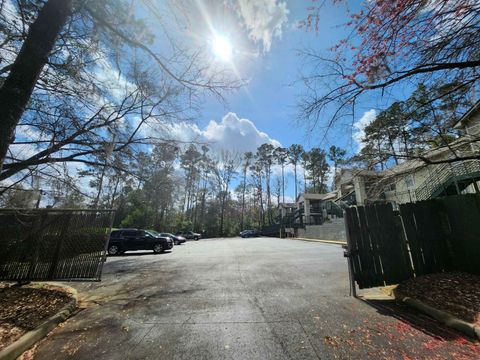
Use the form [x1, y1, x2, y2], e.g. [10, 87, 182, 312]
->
[212, 34, 233, 62]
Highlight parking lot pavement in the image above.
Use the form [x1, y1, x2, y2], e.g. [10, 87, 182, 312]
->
[32, 237, 480, 360]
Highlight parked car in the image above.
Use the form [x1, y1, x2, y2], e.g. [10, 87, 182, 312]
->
[175, 230, 201, 240]
[147, 230, 185, 245]
[240, 229, 261, 238]
[159, 232, 186, 245]
[108, 229, 173, 255]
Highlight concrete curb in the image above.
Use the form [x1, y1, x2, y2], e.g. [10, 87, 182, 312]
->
[291, 237, 347, 245]
[393, 289, 480, 340]
[0, 286, 78, 360]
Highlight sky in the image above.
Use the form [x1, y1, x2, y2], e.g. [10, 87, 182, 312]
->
[1, 0, 404, 202]
[152, 0, 380, 199]
[4, 0, 476, 205]
[197, 1, 349, 147]
[152, 0, 394, 159]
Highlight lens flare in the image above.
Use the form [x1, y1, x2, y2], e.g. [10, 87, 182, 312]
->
[212, 34, 233, 62]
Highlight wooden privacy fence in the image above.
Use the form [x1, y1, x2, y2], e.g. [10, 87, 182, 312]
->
[344, 194, 480, 289]
[0, 209, 115, 282]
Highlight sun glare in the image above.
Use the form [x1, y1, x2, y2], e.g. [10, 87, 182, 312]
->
[212, 34, 233, 62]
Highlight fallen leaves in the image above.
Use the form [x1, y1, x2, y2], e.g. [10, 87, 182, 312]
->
[324, 335, 339, 347]
[0, 283, 73, 351]
[396, 272, 480, 327]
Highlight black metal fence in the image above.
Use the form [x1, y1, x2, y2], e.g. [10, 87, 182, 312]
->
[345, 194, 480, 289]
[0, 209, 115, 281]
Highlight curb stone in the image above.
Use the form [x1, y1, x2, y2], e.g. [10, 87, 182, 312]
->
[393, 288, 480, 340]
[291, 237, 347, 245]
[0, 286, 78, 360]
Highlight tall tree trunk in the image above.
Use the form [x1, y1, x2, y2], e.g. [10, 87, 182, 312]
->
[219, 184, 229, 237]
[0, 0, 73, 172]
[402, 131, 410, 157]
[93, 162, 107, 208]
[241, 168, 247, 229]
[200, 178, 207, 229]
[294, 164, 297, 200]
[109, 176, 121, 209]
[388, 137, 399, 165]
[192, 174, 201, 228]
[265, 169, 272, 224]
[332, 163, 337, 190]
[159, 208, 165, 229]
[252, 192, 258, 228]
[377, 142, 385, 170]
[257, 182, 264, 227]
[184, 169, 192, 217]
[303, 166, 307, 193]
[281, 164, 285, 204]
[276, 183, 280, 207]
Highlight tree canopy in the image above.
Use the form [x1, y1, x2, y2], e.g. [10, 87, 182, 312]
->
[299, 0, 479, 138]
[0, 0, 240, 185]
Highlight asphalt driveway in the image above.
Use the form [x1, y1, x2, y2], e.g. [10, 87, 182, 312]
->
[32, 237, 479, 359]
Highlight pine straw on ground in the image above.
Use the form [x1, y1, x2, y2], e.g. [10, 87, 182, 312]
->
[396, 272, 480, 327]
[0, 283, 73, 351]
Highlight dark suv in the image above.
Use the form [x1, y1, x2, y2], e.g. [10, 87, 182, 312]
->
[108, 229, 173, 255]
[175, 231, 201, 240]
[240, 229, 261, 238]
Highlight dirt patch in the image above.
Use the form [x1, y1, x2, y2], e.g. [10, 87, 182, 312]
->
[0, 283, 74, 351]
[396, 272, 480, 327]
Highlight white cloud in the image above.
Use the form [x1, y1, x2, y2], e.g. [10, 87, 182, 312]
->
[94, 58, 136, 102]
[203, 112, 281, 151]
[164, 112, 281, 154]
[234, 0, 289, 51]
[15, 125, 43, 142]
[8, 143, 37, 161]
[353, 109, 376, 151]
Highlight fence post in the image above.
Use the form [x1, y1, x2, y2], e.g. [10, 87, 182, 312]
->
[343, 210, 357, 298]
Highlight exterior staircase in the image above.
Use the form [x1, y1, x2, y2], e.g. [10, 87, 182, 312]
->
[261, 223, 281, 236]
[415, 159, 480, 201]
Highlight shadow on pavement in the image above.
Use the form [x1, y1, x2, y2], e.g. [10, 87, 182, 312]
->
[109, 251, 172, 257]
[363, 298, 475, 342]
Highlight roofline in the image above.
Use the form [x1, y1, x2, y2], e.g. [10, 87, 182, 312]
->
[453, 99, 480, 129]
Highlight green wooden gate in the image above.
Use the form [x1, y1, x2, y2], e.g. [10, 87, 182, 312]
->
[345, 194, 480, 289]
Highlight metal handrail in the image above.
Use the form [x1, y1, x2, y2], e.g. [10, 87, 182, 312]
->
[415, 160, 480, 201]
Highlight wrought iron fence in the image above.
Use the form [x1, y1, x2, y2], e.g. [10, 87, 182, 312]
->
[0, 208, 115, 281]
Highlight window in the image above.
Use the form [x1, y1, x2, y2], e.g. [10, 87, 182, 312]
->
[110, 231, 121, 239]
[122, 230, 139, 237]
[405, 174, 415, 189]
[384, 183, 396, 192]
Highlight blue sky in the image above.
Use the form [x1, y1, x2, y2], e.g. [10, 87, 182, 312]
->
[200, 1, 346, 145]
[135, 0, 414, 200]
[2, 0, 407, 201]
[186, 1, 378, 157]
